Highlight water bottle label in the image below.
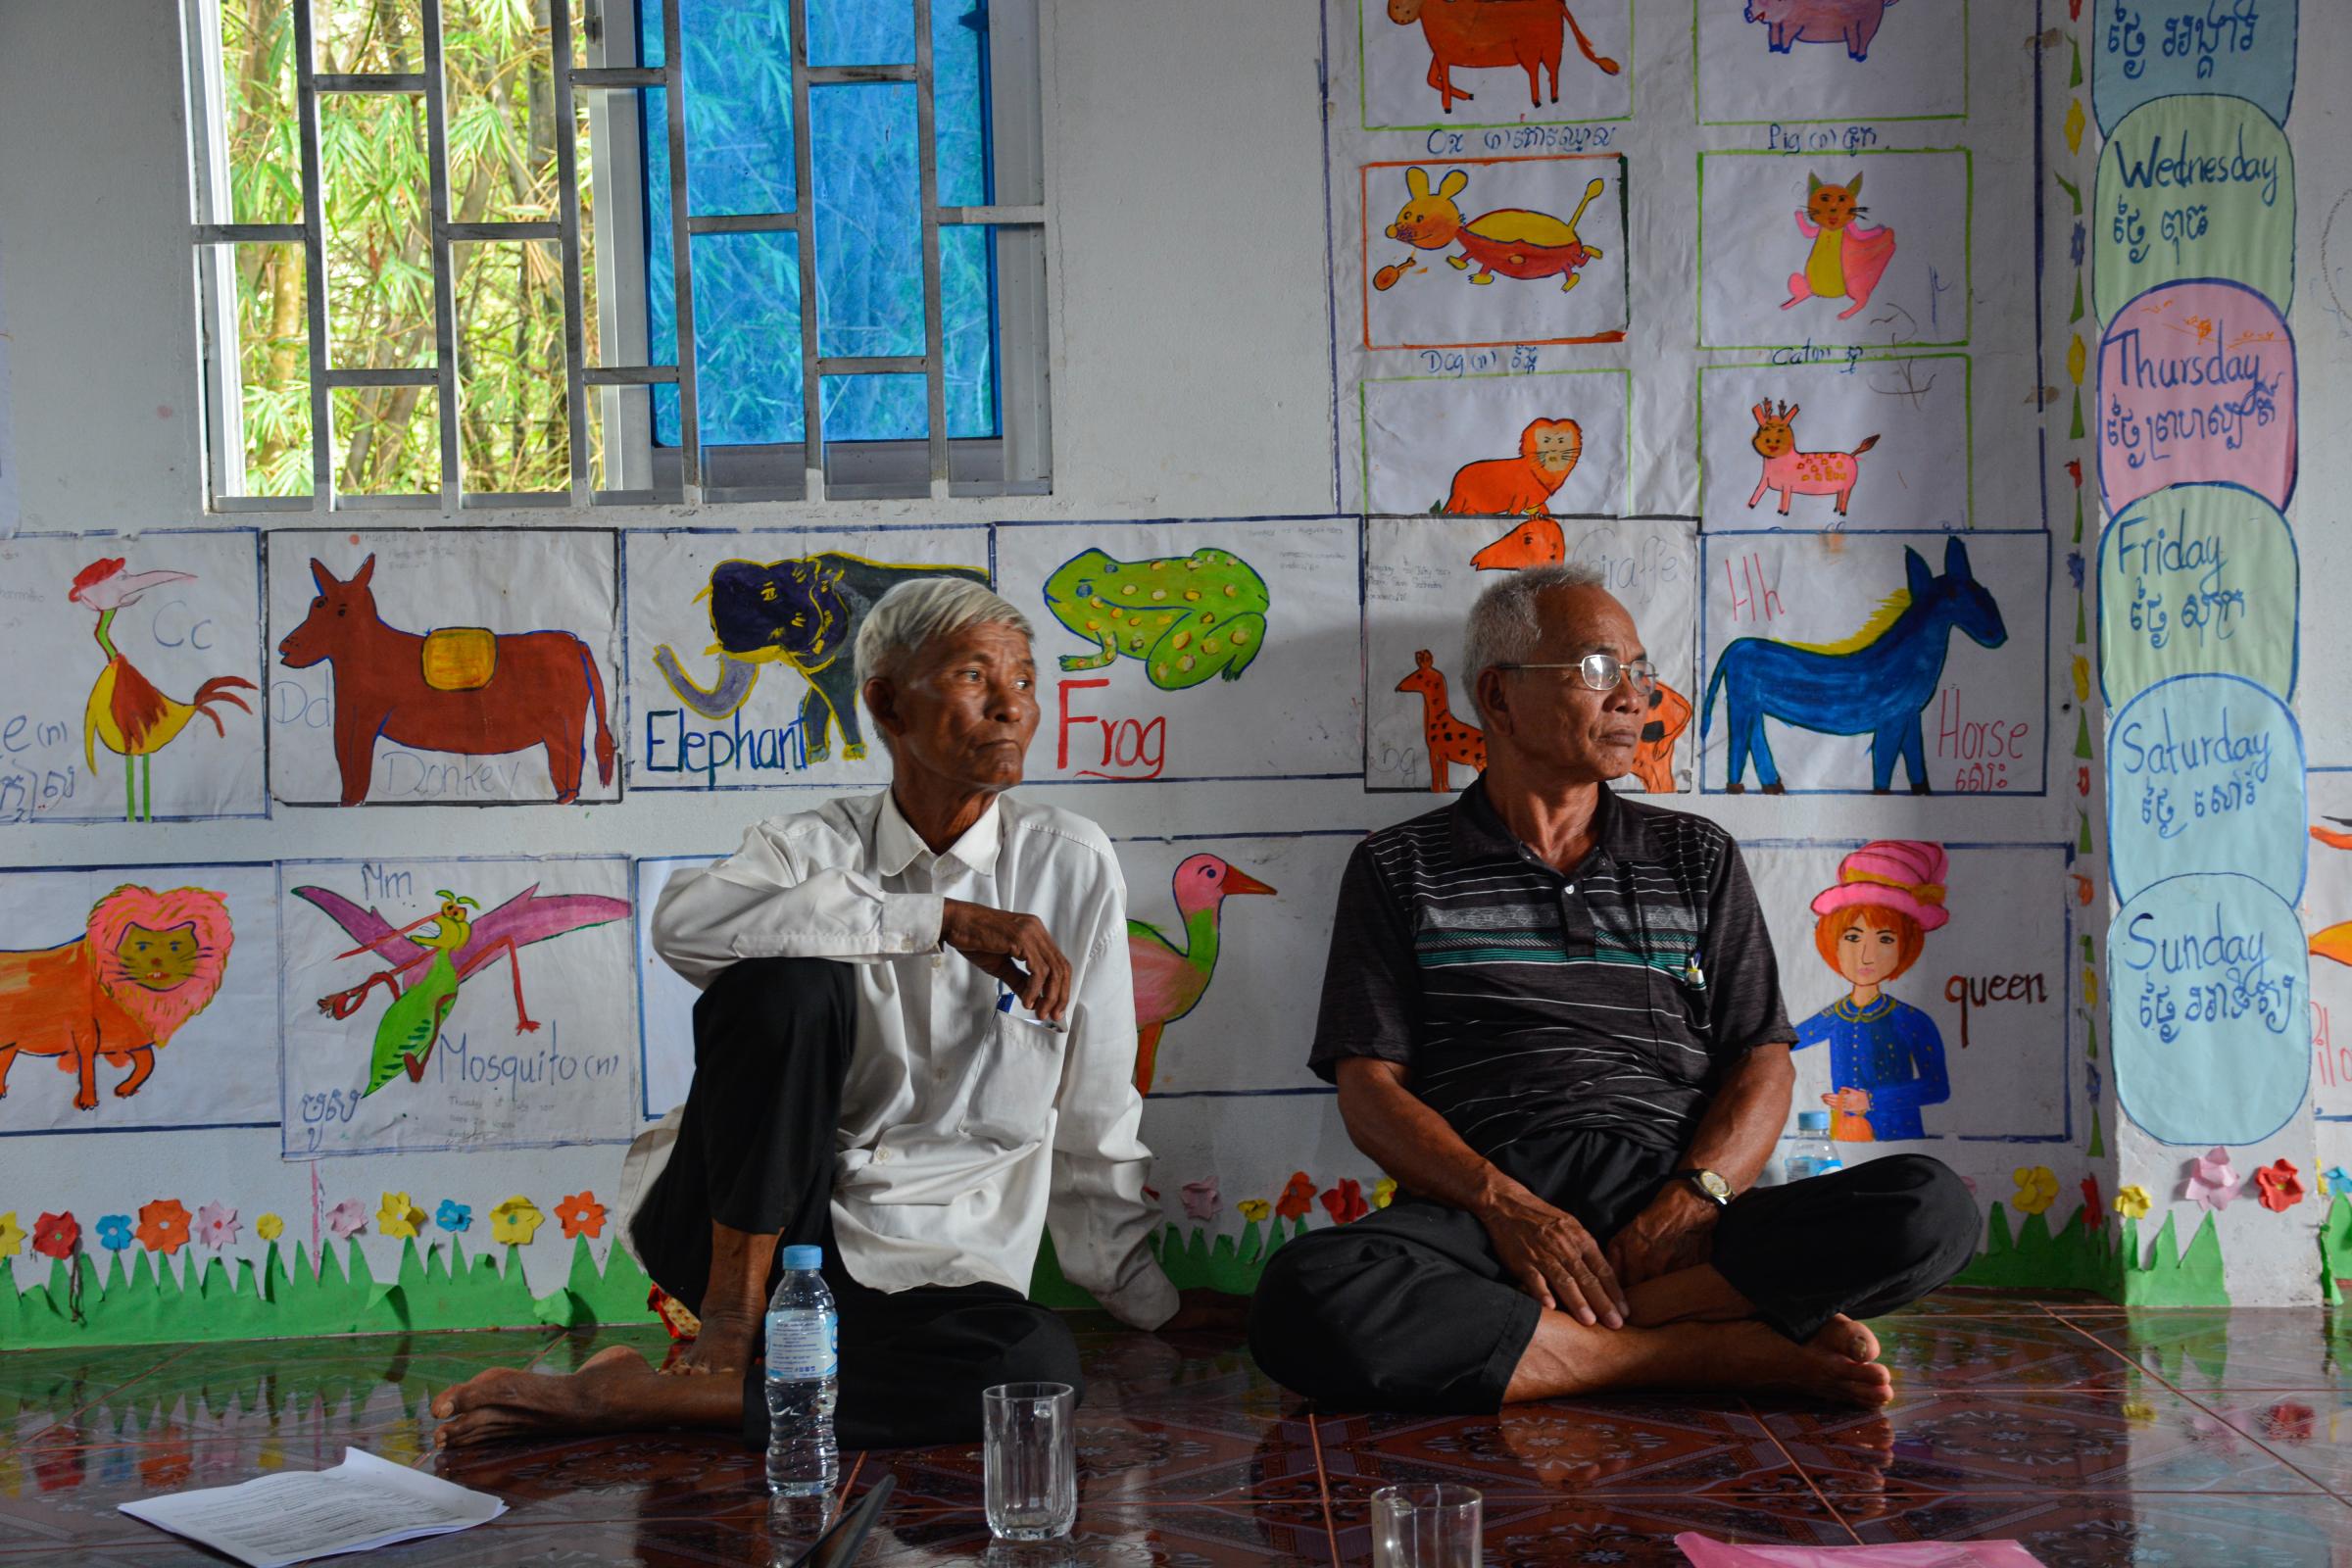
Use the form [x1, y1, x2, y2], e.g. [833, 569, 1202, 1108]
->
[765, 1309, 837, 1381]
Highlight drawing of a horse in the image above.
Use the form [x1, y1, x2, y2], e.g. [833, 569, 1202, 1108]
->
[277, 556, 616, 806]
[1701, 536, 2005, 795]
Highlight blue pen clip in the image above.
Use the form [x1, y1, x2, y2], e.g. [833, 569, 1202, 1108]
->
[996, 988, 1016, 1014]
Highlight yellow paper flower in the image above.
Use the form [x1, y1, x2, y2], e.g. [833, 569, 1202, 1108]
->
[256, 1213, 284, 1242]
[375, 1192, 425, 1241]
[491, 1195, 545, 1246]
[0, 1211, 23, 1258]
[2012, 1166, 2060, 1216]
[2114, 1185, 2152, 1221]
[1237, 1199, 1271, 1224]
[1372, 1178, 1397, 1210]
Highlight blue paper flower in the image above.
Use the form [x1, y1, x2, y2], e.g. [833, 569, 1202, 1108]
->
[2327, 1166, 2352, 1200]
[434, 1200, 472, 1234]
[95, 1214, 133, 1252]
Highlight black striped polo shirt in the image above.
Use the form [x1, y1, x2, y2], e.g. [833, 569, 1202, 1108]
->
[1309, 780, 1793, 1158]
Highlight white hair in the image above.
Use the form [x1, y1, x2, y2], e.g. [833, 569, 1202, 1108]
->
[854, 575, 1036, 692]
[1460, 562, 1608, 724]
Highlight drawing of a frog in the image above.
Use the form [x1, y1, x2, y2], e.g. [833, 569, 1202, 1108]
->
[1042, 548, 1270, 690]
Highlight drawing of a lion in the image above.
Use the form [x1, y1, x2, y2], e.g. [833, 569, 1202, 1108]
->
[0, 885, 235, 1110]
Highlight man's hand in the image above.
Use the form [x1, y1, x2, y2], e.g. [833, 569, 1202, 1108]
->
[941, 898, 1072, 1022]
[1604, 1183, 1718, 1287]
[1473, 1182, 1627, 1328]
[1157, 1286, 1250, 1335]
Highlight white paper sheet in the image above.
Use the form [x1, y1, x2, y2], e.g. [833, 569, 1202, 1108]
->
[119, 1446, 505, 1568]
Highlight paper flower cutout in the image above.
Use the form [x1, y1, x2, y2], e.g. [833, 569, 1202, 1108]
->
[33, 1211, 79, 1259]
[375, 1193, 425, 1240]
[2324, 1166, 2352, 1200]
[2114, 1185, 2152, 1221]
[1236, 1199, 1270, 1224]
[0, 1212, 24, 1258]
[2181, 1148, 2243, 1211]
[323, 1200, 368, 1241]
[555, 1191, 607, 1240]
[2080, 1175, 2105, 1230]
[1372, 1177, 1397, 1210]
[490, 1195, 545, 1246]
[435, 1200, 472, 1234]
[195, 1202, 239, 1250]
[1180, 1178, 1219, 1223]
[1320, 1179, 1370, 1225]
[2011, 1166, 2059, 1216]
[2256, 1159, 2306, 1213]
[256, 1212, 284, 1242]
[135, 1200, 190, 1255]
[94, 1213, 133, 1251]
[1275, 1172, 1317, 1222]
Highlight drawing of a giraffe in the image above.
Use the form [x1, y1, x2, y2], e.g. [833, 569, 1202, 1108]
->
[1396, 649, 1487, 793]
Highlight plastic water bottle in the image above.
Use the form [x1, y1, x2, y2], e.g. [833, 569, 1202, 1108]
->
[1782, 1109, 1844, 1184]
[763, 1244, 839, 1497]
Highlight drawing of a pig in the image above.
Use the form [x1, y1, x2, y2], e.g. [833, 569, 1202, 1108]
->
[1744, 0, 1901, 62]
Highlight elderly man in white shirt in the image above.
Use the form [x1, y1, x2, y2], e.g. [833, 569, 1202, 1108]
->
[433, 579, 1216, 1452]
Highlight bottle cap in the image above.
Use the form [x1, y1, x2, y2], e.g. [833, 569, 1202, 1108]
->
[781, 1245, 824, 1271]
[1795, 1110, 1830, 1132]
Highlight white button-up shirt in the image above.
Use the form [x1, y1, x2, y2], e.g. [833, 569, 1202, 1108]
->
[630, 788, 1177, 1330]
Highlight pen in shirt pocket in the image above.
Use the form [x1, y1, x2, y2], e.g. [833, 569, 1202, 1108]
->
[996, 984, 1070, 1034]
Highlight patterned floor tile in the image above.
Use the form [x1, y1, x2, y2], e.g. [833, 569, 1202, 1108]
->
[1841, 1491, 2352, 1567]
[850, 1503, 1339, 1566]
[1326, 1491, 1850, 1567]
[2070, 1308, 2352, 1392]
[1875, 1288, 2082, 1317]
[852, 1404, 1327, 1508]
[422, 1427, 777, 1525]
[1762, 1387, 2327, 1496]
[2185, 1391, 2352, 1496]
[1317, 1397, 1813, 1502]
[1868, 1316, 2147, 1391]
[0, 1346, 180, 1451]
[1071, 1326, 1305, 1419]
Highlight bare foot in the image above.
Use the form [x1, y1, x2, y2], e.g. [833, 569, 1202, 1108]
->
[1709, 1321, 1892, 1408]
[432, 1346, 672, 1447]
[1808, 1313, 1882, 1366]
[664, 1308, 758, 1378]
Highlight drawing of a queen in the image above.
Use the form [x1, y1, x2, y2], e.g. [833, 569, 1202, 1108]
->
[1792, 840, 1952, 1143]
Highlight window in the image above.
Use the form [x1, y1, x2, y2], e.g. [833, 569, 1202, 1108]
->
[182, 0, 1051, 510]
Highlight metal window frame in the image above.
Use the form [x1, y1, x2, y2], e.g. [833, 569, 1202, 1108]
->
[185, 0, 1052, 514]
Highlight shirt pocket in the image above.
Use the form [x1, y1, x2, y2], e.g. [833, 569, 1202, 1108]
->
[957, 1011, 1066, 1150]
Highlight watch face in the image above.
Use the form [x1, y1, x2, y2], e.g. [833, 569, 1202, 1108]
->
[1696, 1170, 1731, 1200]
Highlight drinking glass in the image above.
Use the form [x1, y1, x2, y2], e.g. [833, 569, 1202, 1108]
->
[982, 1381, 1076, 1541]
[1370, 1483, 1482, 1568]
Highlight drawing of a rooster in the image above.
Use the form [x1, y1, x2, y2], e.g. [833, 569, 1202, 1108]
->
[70, 558, 257, 821]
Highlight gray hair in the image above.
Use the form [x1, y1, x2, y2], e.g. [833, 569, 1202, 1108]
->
[854, 576, 1036, 692]
[1460, 562, 1608, 724]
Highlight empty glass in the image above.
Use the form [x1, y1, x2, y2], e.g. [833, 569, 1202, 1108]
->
[982, 1381, 1076, 1541]
[1371, 1483, 1482, 1568]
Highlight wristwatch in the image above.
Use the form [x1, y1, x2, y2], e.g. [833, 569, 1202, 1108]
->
[1671, 1168, 1733, 1207]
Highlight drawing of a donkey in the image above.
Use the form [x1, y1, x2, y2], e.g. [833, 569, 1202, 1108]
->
[1701, 536, 2005, 795]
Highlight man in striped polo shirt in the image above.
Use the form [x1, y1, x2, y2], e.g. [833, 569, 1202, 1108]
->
[1250, 564, 1977, 1412]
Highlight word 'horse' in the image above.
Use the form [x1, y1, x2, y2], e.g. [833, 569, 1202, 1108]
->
[1701, 536, 2005, 795]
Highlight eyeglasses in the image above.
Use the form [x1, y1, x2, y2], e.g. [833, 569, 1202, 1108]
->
[1495, 654, 1660, 696]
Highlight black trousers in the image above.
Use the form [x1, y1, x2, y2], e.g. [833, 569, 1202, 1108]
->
[1248, 1127, 1978, 1412]
[629, 956, 1084, 1450]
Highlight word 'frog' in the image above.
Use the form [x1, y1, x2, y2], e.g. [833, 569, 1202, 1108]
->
[1043, 549, 1270, 690]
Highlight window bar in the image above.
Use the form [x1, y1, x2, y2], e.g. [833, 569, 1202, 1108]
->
[420, 0, 462, 510]
[789, 0, 823, 501]
[551, 0, 590, 506]
[914, 0, 948, 499]
[292, 0, 335, 509]
[660, 0, 701, 503]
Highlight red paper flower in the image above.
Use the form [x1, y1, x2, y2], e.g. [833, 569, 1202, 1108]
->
[2064, 459, 2082, 487]
[135, 1199, 192, 1255]
[555, 1191, 607, 1240]
[1274, 1171, 1316, 1222]
[2256, 1159, 2306, 1213]
[2080, 1175, 2104, 1231]
[1320, 1179, 1370, 1225]
[30, 1211, 78, 1260]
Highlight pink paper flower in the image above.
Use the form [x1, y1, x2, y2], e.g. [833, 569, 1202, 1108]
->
[324, 1200, 368, 1241]
[1180, 1178, 1219, 1224]
[2180, 1148, 2242, 1211]
[195, 1202, 239, 1250]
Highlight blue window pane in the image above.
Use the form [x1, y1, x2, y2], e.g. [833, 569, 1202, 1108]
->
[811, 84, 922, 362]
[941, 225, 996, 437]
[822, 372, 925, 444]
[934, 3, 989, 208]
[660, 230, 805, 446]
[808, 0, 912, 67]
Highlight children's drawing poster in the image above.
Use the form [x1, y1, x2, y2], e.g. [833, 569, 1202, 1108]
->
[1365, 513, 1697, 795]
[1695, 0, 1967, 124]
[1697, 356, 1972, 530]
[1697, 530, 2047, 797]
[278, 856, 637, 1156]
[1746, 840, 2072, 1145]
[621, 527, 994, 793]
[993, 518, 1360, 785]
[1698, 150, 1971, 350]
[634, 853, 717, 1120]
[0, 530, 265, 824]
[1353, 0, 1632, 130]
[1360, 368, 1631, 518]
[0, 240, 16, 537]
[266, 529, 620, 808]
[2305, 771, 2352, 1122]
[0, 861, 278, 1134]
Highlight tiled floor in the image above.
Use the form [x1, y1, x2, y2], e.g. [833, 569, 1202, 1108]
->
[6, 1291, 2352, 1563]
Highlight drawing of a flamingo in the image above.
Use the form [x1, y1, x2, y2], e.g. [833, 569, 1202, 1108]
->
[1126, 854, 1276, 1095]
[69, 559, 257, 822]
